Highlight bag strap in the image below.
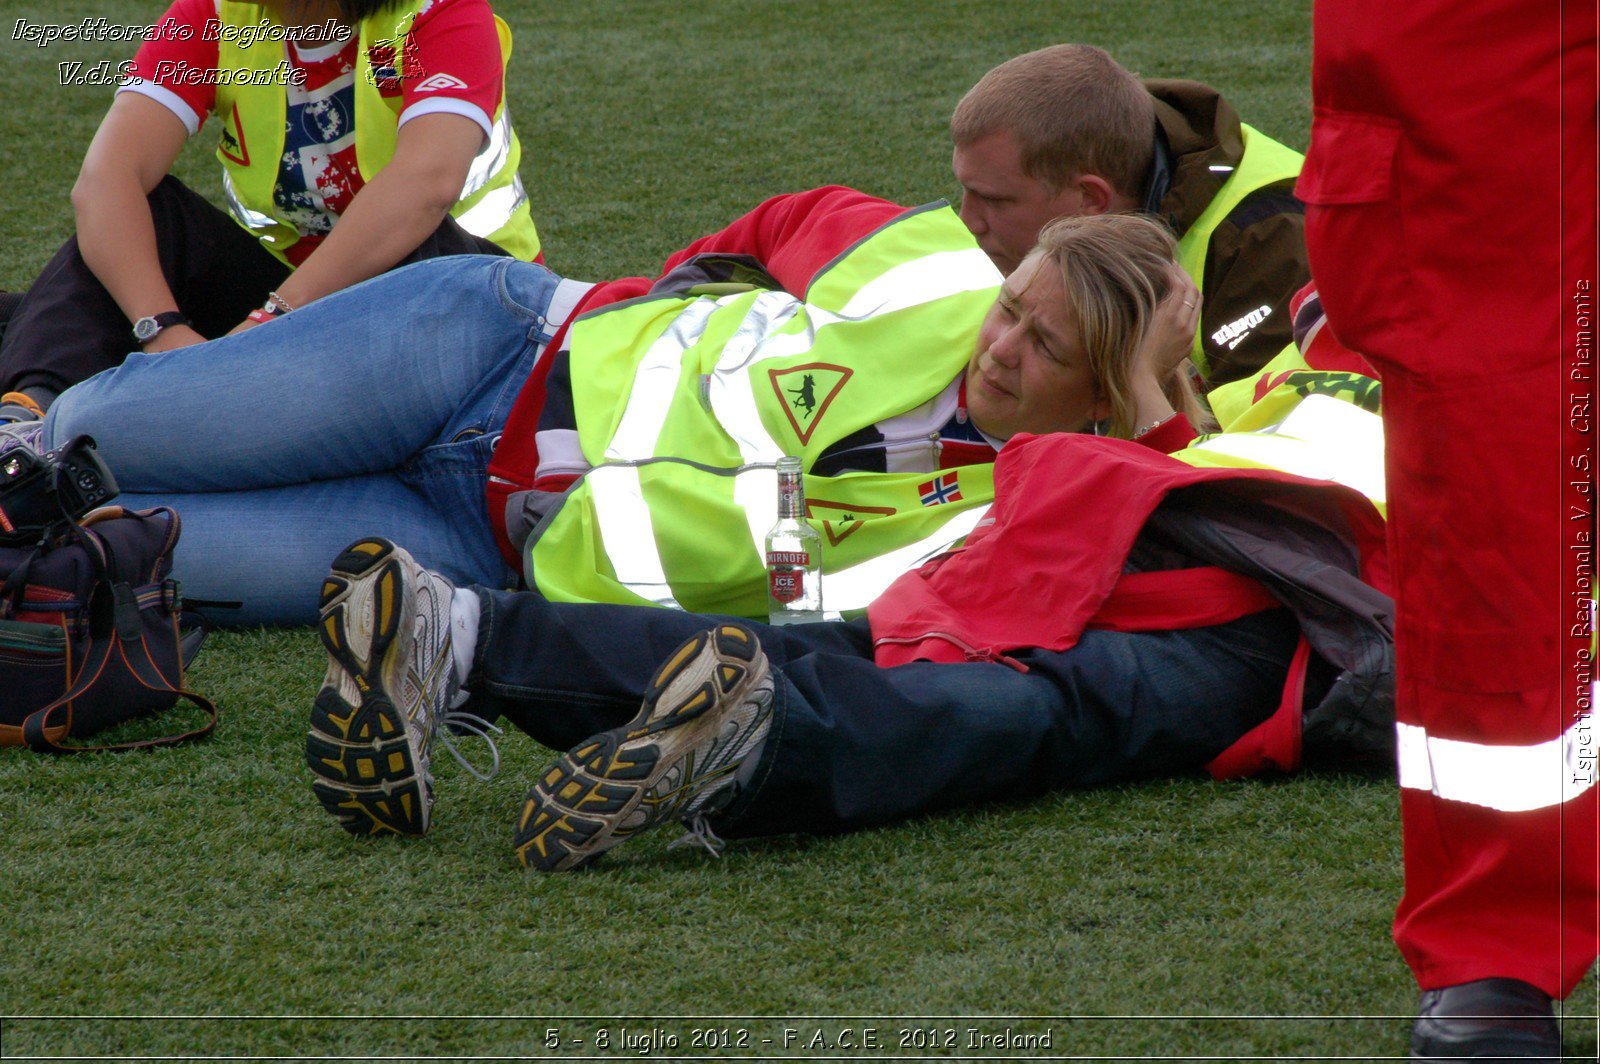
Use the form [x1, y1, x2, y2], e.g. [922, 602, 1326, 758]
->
[21, 581, 217, 754]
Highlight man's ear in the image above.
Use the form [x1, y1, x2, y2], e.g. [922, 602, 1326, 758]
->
[1074, 174, 1120, 216]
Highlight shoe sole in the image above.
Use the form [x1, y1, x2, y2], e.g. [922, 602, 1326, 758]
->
[513, 624, 771, 872]
[305, 538, 431, 836]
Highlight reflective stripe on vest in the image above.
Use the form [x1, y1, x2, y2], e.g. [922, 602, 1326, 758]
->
[527, 204, 1003, 616]
[1397, 717, 1598, 812]
[585, 459, 994, 614]
[213, 1, 539, 262]
[1176, 393, 1387, 510]
[1175, 125, 1304, 378]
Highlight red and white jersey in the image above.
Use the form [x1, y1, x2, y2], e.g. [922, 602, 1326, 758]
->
[118, 0, 506, 263]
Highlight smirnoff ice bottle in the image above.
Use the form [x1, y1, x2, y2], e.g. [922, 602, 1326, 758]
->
[765, 456, 823, 625]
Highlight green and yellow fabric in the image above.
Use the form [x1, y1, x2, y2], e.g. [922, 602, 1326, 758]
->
[213, 0, 539, 262]
[1177, 340, 1388, 516]
[527, 203, 1003, 618]
[1177, 125, 1305, 378]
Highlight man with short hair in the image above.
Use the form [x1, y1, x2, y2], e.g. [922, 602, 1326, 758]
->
[951, 44, 1309, 386]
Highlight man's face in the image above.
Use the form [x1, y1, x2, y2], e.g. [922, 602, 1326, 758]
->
[964, 254, 1104, 441]
[953, 130, 1085, 275]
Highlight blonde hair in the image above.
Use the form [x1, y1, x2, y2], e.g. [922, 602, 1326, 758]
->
[951, 44, 1154, 199]
[1024, 213, 1214, 439]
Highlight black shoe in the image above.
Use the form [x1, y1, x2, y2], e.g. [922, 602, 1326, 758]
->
[1412, 978, 1561, 1060]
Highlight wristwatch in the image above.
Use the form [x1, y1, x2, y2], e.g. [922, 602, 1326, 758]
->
[131, 311, 190, 345]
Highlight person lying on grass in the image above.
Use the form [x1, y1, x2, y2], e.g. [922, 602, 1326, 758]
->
[302, 236, 1393, 870]
[3, 194, 1207, 626]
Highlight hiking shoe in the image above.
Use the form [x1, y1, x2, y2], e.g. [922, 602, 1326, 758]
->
[514, 623, 774, 872]
[307, 537, 496, 836]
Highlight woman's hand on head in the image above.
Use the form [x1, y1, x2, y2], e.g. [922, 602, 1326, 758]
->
[1135, 263, 1201, 387]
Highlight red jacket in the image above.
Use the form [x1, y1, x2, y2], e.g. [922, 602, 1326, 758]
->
[868, 432, 1392, 778]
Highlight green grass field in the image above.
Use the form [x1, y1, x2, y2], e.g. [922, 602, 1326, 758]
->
[0, 1, 1593, 1059]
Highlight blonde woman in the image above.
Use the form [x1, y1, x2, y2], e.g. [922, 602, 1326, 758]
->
[300, 217, 1381, 861]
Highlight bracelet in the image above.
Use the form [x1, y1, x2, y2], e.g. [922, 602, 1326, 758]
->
[245, 308, 277, 325]
[264, 290, 295, 315]
[1133, 411, 1178, 439]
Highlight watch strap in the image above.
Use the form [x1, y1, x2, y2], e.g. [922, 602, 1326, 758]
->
[133, 311, 190, 344]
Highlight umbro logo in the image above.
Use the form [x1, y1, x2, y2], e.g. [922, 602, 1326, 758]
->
[414, 72, 468, 92]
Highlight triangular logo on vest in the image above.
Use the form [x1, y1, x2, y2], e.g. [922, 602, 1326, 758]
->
[806, 498, 895, 547]
[219, 103, 249, 167]
[768, 363, 851, 445]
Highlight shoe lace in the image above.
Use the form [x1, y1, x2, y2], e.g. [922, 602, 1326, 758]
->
[436, 710, 503, 782]
[667, 813, 726, 858]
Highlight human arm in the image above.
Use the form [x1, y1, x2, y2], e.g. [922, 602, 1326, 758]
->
[233, 0, 506, 328]
[1122, 263, 1201, 445]
[232, 112, 483, 328]
[654, 185, 908, 295]
[69, 93, 207, 353]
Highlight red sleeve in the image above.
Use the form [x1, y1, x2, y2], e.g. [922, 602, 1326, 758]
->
[120, 0, 222, 131]
[397, 0, 504, 138]
[656, 185, 908, 296]
[1136, 413, 1198, 454]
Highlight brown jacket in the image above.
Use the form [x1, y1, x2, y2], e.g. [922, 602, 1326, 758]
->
[1145, 79, 1310, 386]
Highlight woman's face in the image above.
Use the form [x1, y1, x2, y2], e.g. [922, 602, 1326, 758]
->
[964, 255, 1106, 441]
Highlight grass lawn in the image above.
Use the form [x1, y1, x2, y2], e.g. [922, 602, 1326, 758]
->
[0, 1, 1593, 1059]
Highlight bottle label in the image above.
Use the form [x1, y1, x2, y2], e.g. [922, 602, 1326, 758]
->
[769, 568, 805, 604]
[767, 551, 810, 566]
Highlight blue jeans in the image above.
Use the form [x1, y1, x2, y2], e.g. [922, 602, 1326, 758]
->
[468, 590, 1301, 838]
[40, 256, 567, 625]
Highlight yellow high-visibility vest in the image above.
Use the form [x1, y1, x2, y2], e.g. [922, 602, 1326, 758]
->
[1176, 124, 1304, 378]
[527, 203, 1002, 618]
[213, 0, 539, 262]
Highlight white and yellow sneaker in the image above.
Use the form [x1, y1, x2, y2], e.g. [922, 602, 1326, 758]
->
[514, 624, 774, 872]
[306, 538, 489, 836]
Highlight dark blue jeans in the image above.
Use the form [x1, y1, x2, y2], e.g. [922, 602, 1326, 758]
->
[470, 590, 1300, 838]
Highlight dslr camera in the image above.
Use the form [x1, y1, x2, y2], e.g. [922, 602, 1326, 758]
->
[0, 435, 120, 542]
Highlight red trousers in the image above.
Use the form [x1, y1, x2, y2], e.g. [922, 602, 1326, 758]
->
[1301, 0, 1598, 997]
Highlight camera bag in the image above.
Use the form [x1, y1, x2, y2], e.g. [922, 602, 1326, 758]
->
[0, 505, 216, 752]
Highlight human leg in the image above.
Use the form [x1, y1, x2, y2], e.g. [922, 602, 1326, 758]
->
[0, 175, 289, 399]
[122, 473, 515, 627]
[465, 586, 872, 749]
[1305, 0, 1595, 1051]
[465, 590, 1293, 843]
[42, 255, 566, 491]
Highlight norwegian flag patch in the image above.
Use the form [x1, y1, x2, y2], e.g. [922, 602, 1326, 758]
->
[918, 472, 963, 507]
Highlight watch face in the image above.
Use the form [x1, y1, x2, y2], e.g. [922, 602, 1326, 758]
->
[133, 317, 159, 342]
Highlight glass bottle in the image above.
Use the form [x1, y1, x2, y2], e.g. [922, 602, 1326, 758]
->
[764, 456, 823, 625]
